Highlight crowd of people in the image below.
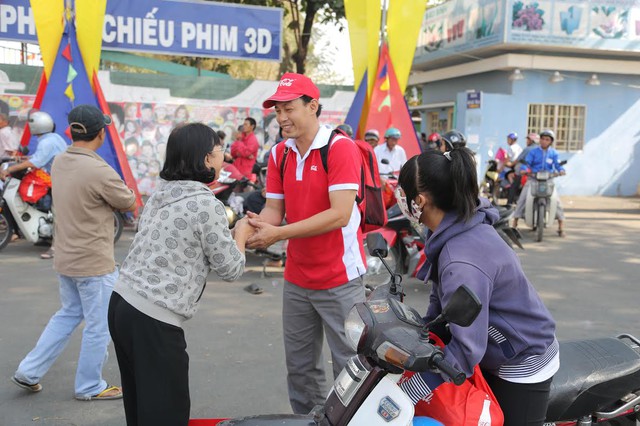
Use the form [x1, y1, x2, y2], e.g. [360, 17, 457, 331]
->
[3, 73, 564, 426]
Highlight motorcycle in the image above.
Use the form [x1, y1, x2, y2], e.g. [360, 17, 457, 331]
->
[0, 157, 125, 251]
[523, 161, 567, 243]
[194, 232, 640, 426]
[363, 201, 522, 287]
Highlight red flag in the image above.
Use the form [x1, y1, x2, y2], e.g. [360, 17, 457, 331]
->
[364, 44, 421, 158]
[62, 43, 72, 61]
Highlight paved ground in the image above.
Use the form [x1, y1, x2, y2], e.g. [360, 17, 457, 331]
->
[0, 196, 638, 425]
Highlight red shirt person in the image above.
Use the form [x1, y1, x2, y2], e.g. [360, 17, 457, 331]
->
[230, 118, 259, 178]
[246, 73, 366, 414]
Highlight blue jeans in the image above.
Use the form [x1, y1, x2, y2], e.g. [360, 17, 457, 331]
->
[15, 270, 117, 398]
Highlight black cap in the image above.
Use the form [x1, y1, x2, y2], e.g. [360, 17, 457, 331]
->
[68, 104, 112, 136]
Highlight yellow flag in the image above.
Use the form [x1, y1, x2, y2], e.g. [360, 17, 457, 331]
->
[64, 83, 75, 101]
[345, 0, 369, 88]
[31, 0, 65, 80]
[365, 0, 382, 97]
[75, 0, 108, 88]
[387, 0, 427, 93]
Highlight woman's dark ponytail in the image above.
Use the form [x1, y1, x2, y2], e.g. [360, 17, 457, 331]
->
[448, 147, 479, 222]
[399, 147, 479, 223]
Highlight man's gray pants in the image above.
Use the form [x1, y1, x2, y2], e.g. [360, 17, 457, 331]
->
[283, 277, 365, 415]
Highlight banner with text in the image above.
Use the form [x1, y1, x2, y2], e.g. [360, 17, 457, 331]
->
[0, 0, 282, 61]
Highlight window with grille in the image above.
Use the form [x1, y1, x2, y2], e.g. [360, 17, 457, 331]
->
[527, 104, 586, 151]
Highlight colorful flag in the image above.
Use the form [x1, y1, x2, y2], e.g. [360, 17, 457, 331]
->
[364, 44, 421, 158]
[387, 0, 427, 94]
[26, 0, 141, 206]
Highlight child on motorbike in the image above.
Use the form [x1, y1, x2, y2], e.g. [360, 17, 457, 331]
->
[395, 147, 559, 426]
[108, 123, 253, 426]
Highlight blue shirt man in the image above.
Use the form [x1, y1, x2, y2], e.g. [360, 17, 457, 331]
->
[29, 132, 68, 173]
[513, 130, 566, 236]
[0, 111, 68, 180]
[523, 145, 565, 174]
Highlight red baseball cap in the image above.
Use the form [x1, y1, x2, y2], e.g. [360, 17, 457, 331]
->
[262, 73, 320, 109]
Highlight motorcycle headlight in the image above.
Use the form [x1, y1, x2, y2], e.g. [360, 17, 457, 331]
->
[345, 306, 367, 351]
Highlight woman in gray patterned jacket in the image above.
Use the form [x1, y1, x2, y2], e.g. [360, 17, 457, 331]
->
[108, 123, 253, 426]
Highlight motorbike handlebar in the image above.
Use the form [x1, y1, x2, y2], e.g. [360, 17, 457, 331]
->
[429, 352, 466, 385]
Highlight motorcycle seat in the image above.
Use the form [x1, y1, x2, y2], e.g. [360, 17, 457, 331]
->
[546, 337, 640, 421]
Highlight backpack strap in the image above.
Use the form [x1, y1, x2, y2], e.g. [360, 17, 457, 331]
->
[319, 129, 340, 174]
[279, 145, 290, 181]
[320, 129, 364, 204]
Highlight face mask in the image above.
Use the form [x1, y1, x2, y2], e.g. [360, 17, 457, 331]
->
[394, 187, 423, 225]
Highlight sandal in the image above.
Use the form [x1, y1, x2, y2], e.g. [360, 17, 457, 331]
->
[40, 248, 54, 259]
[244, 283, 264, 295]
[11, 376, 42, 392]
[75, 385, 123, 401]
[557, 230, 566, 238]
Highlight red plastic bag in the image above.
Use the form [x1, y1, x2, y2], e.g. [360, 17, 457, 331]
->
[18, 169, 51, 204]
[398, 334, 504, 426]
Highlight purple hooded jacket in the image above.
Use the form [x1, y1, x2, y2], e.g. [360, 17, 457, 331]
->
[401, 199, 557, 401]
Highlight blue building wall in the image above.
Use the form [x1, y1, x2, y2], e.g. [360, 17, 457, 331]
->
[421, 71, 640, 195]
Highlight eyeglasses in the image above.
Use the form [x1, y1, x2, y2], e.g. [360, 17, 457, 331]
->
[208, 147, 224, 155]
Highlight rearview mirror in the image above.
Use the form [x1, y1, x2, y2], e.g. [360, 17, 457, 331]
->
[441, 285, 482, 327]
[365, 232, 388, 258]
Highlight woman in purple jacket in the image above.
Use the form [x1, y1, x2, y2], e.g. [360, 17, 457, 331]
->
[395, 147, 559, 426]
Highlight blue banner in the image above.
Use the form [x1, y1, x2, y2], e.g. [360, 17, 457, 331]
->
[0, 0, 282, 61]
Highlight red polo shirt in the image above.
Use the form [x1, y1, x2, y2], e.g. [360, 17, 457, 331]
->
[266, 125, 366, 289]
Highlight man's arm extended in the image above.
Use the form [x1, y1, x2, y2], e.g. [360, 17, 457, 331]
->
[247, 189, 356, 249]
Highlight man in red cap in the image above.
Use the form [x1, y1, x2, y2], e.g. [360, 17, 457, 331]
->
[246, 73, 366, 414]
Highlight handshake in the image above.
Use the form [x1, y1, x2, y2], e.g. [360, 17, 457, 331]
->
[232, 211, 280, 250]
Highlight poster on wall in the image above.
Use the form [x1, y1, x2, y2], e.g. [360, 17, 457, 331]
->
[415, 0, 507, 63]
[507, 0, 640, 50]
[0, 95, 346, 196]
[415, 0, 640, 63]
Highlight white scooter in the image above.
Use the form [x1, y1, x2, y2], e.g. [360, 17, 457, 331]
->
[0, 158, 54, 251]
[523, 161, 567, 242]
[0, 158, 125, 251]
[203, 233, 640, 426]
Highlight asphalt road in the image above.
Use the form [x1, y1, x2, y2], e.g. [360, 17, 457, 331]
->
[0, 196, 638, 425]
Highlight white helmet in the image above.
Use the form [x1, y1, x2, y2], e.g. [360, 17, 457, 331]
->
[28, 111, 54, 135]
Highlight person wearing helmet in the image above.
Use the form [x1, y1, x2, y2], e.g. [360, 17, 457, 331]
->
[440, 130, 467, 152]
[336, 123, 354, 138]
[503, 132, 522, 171]
[427, 132, 441, 151]
[507, 132, 540, 205]
[0, 111, 67, 180]
[375, 127, 407, 174]
[513, 129, 567, 236]
[363, 128, 380, 148]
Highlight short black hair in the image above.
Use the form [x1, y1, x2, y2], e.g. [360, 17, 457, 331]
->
[216, 130, 226, 141]
[72, 127, 102, 142]
[245, 117, 256, 129]
[301, 95, 322, 118]
[160, 123, 221, 183]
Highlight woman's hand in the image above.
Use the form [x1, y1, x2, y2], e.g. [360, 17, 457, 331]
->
[246, 218, 281, 249]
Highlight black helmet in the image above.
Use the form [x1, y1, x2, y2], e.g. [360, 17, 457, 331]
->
[539, 129, 555, 142]
[336, 123, 353, 138]
[441, 130, 467, 151]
